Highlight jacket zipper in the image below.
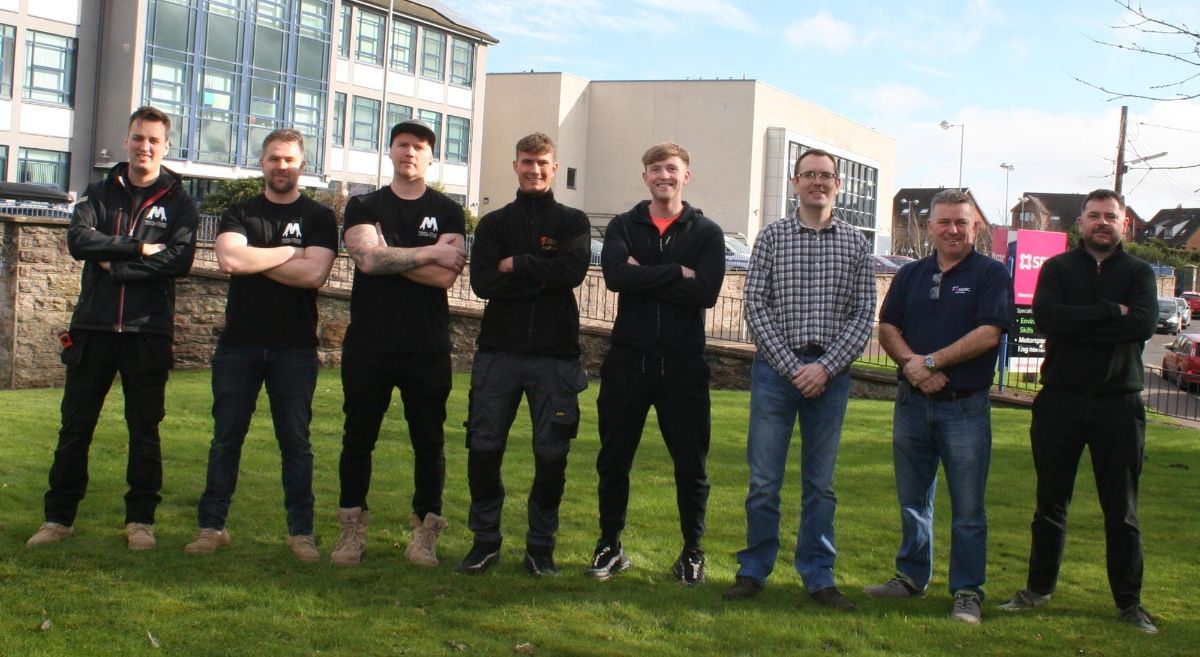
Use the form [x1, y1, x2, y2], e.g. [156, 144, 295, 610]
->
[115, 183, 171, 331]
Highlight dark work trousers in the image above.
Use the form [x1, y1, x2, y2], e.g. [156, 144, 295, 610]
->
[465, 351, 588, 552]
[1026, 387, 1146, 610]
[339, 347, 451, 518]
[44, 330, 171, 526]
[197, 345, 318, 536]
[595, 344, 712, 549]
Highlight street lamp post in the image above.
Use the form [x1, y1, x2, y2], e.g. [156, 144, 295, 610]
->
[940, 120, 965, 190]
[999, 163, 1015, 227]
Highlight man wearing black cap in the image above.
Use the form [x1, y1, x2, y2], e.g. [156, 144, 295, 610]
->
[331, 119, 467, 567]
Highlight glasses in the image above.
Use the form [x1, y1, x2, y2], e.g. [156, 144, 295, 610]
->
[929, 272, 942, 300]
[795, 171, 838, 181]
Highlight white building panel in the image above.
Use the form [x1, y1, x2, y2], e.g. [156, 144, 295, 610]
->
[0, 100, 11, 131]
[19, 104, 72, 138]
[446, 86, 473, 110]
[335, 59, 350, 84]
[440, 162, 468, 186]
[416, 79, 444, 104]
[352, 64, 385, 90]
[347, 149, 382, 175]
[0, 0, 19, 12]
[28, 0, 78, 24]
[386, 72, 416, 97]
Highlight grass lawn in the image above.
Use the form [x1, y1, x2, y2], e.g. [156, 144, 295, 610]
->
[1, 369, 1196, 656]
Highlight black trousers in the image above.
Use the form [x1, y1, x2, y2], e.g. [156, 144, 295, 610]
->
[339, 347, 451, 517]
[1026, 387, 1145, 609]
[595, 345, 711, 549]
[465, 352, 587, 551]
[44, 330, 171, 525]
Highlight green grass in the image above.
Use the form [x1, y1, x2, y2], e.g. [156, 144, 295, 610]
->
[1, 369, 1196, 656]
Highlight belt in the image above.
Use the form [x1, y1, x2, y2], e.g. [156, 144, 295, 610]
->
[795, 344, 825, 357]
[904, 382, 984, 401]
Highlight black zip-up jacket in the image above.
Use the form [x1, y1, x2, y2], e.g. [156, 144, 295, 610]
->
[471, 190, 590, 356]
[67, 162, 198, 336]
[1032, 243, 1157, 396]
[602, 201, 725, 355]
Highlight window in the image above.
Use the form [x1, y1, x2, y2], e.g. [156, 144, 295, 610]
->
[787, 141, 878, 234]
[355, 10, 384, 65]
[332, 92, 346, 147]
[337, 4, 351, 57]
[24, 30, 76, 106]
[445, 116, 469, 164]
[0, 145, 7, 181]
[417, 109, 441, 159]
[391, 20, 415, 73]
[449, 37, 473, 87]
[421, 28, 445, 80]
[566, 167, 577, 189]
[386, 102, 412, 132]
[351, 96, 380, 150]
[0, 25, 14, 97]
[18, 147, 70, 192]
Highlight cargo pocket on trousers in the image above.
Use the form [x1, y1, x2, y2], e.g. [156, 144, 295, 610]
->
[547, 358, 588, 445]
[59, 330, 88, 369]
[465, 352, 500, 450]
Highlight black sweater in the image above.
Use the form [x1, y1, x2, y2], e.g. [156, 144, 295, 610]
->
[602, 201, 725, 355]
[470, 190, 591, 356]
[1032, 244, 1157, 396]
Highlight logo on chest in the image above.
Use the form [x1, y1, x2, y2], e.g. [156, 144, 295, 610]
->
[280, 221, 303, 246]
[143, 206, 169, 229]
[539, 236, 559, 252]
[418, 216, 439, 239]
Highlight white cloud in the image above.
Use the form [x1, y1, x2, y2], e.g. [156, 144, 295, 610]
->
[850, 83, 938, 116]
[632, 0, 760, 33]
[782, 12, 860, 52]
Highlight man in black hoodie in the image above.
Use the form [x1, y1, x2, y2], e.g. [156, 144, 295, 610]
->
[460, 133, 590, 576]
[27, 106, 198, 551]
[587, 143, 725, 585]
[999, 189, 1159, 634]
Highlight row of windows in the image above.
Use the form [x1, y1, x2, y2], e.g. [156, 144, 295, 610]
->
[337, 3, 474, 87]
[331, 92, 470, 164]
[787, 142, 879, 233]
[0, 23, 77, 106]
[0, 145, 71, 191]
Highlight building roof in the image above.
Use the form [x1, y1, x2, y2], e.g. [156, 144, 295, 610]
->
[358, 0, 499, 44]
[1021, 192, 1085, 226]
[1140, 207, 1200, 248]
[892, 187, 991, 226]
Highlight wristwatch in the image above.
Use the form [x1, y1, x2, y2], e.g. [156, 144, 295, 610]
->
[923, 355, 937, 371]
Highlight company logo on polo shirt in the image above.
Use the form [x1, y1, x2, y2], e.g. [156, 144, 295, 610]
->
[418, 216, 439, 238]
[951, 286, 972, 295]
[143, 206, 169, 228]
[280, 221, 303, 245]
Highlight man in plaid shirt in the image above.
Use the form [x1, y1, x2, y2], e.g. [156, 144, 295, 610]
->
[723, 148, 875, 610]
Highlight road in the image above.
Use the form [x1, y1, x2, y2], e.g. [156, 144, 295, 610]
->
[1143, 332, 1200, 423]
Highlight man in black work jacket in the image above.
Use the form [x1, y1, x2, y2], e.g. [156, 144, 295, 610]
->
[587, 143, 725, 586]
[460, 132, 590, 576]
[27, 106, 198, 551]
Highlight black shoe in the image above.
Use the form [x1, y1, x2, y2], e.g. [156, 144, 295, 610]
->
[810, 586, 856, 611]
[672, 547, 705, 586]
[1118, 605, 1159, 634]
[722, 575, 763, 601]
[523, 550, 558, 577]
[457, 542, 501, 574]
[586, 542, 631, 581]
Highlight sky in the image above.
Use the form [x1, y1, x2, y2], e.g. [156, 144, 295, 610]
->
[440, 0, 1200, 224]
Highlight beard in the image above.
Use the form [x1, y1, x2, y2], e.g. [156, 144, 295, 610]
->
[267, 174, 298, 195]
[1082, 229, 1120, 254]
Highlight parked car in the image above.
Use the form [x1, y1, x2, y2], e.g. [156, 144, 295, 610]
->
[724, 235, 751, 270]
[1158, 297, 1182, 335]
[1182, 291, 1200, 318]
[872, 254, 916, 274]
[1162, 333, 1200, 390]
[1174, 297, 1192, 329]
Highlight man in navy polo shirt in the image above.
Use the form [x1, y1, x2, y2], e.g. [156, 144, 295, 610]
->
[865, 189, 1012, 625]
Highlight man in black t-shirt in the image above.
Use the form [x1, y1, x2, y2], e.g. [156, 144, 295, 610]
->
[183, 129, 337, 562]
[332, 120, 466, 567]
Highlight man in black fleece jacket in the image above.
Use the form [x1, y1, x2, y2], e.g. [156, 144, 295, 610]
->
[587, 143, 725, 586]
[999, 189, 1159, 634]
[460, 133, 590, 576]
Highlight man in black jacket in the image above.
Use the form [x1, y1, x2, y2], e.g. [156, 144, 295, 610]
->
[460, 133, 590, 576]
[999, 189, 1159, 634]
[27, 106, 198, 551]
[588, 143, 725, 585]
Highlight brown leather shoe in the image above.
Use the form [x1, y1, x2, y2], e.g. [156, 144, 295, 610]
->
[810, 586, 856, 610]
[722, 575, 763, 601]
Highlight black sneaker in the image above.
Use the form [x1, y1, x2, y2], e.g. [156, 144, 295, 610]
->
[1118, 605, 1159, 634]
[457, 542, 501, 574]
[586, 542, 631, 581]
[672, 547, 705, 586]
[523, 550, 558, 577]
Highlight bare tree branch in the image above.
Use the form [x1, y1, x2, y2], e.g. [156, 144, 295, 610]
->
[1073, 0, 1200, 101]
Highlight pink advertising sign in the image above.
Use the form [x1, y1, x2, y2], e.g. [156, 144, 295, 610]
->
[1012, 229, 1068, 304]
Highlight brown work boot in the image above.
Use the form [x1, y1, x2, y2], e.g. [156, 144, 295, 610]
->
[125, 522, 156, 551]
[183, 528, 231, 555]
[405, 512, 447, 567]
[26, 522, 73, 547]
[287, 534, 320, 563]
[330, 507, 368, 566]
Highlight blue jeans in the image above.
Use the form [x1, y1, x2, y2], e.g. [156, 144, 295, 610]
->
[197, 345, 318, 536]
[891, 383, 991, 596]
[736, 357, 850, 591]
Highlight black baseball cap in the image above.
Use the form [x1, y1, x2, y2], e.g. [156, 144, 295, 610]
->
[389, 119, 436, 149]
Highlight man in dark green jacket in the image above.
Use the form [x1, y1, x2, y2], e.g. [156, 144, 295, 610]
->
[999, 189, 1159, 634]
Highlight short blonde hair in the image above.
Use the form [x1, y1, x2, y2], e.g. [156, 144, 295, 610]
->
[641, 143, 690, 168]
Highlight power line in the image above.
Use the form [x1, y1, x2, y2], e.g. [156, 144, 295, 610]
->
[1137, 121, 1200, 134]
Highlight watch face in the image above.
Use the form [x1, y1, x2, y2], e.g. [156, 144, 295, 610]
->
[924, 356, 936, 369]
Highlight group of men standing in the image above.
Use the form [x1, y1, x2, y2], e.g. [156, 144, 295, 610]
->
[24, 106, 1160, 634]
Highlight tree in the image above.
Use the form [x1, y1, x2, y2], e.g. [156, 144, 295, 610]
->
[427, 180, 479, 234]
[1078, 1, 1200, 102]
[199, 177, 316, 216]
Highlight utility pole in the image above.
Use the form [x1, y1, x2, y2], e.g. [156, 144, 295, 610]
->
[1114, 105, 1127, 194]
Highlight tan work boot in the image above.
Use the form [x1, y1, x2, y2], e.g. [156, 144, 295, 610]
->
[330, 507, 368, 566]
[183, 528, 231, 555]
[405, 512, 447, 567]
[288, 534, 320, 562]
[126, 522, 156, 551]
[26, 522, 73, 547]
